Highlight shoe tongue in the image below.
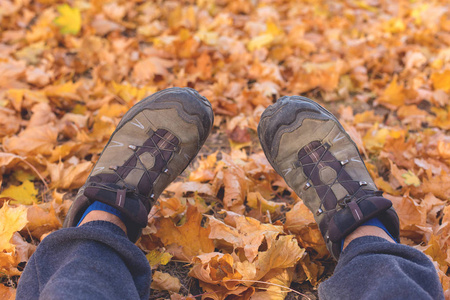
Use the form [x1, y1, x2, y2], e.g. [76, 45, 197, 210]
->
[327, 196, 393, 243]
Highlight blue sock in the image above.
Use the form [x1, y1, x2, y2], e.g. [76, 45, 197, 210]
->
[76, 201, 126, 227]
[341, 217, 397, 251]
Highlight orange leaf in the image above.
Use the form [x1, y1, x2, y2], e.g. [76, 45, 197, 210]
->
[155, 205, 214, 261]
[208, 214, 284, 262]
[26, 203, 62, 240]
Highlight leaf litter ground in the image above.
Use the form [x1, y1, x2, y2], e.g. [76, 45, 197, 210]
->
[1, 0, 450, 299]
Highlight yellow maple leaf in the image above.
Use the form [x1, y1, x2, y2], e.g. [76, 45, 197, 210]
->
[402, 170, 421, 187]
[377, 75, 405, 108]
[0, 204, 28, 252]
[431, 70, 450, 93]
[146, 250, 173, 268]
[110, 81, 156, 103]
[54, 4, 81, 35]
[0, 180, 38, 205]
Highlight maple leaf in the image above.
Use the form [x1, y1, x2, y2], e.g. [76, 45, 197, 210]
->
[251, 268, 295, 300]
[431, 70, 450, 93]
[0, 180, 38, 205]
[3, 124, 59, 156]
[0, 204, 28, 253]
[26, 203, 62, 240]
[208, 213, 284, 262]
[190, 253, 243, 287]
[0, 284, 15, 300]
[402, 170, 421, 187]
[146, 249, 173, 268]
[150, 271, 181, 293]
[0, 203, 27, 276]
[247, 192, 285, 216]
[54, 4, 82, 35]
[377, 75, 406, 108]
[155, 205, 214, 261]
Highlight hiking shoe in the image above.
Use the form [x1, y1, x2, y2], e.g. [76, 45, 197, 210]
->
[258, 96, 399, 259]
[63, 87, 214, 242]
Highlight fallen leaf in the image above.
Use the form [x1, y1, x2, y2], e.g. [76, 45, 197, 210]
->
[251, 268, 295, 300]
[151, 271, 181, 293]
[377, 75, 405, 108]
[431, 70, 450, 93]
[285, 201, 316, 233]
[26, 203, 62, 240]
[0, 204, 28, 252]
[246, 192, 285, 216]
[253, 235, 304, 280]
[0, 284, 15, 300]
[190, 253, 242, 288]
[54, 4, 82, 35]
[47, 161, 92, 190]
[208, 214, 284, 262]
[0, 180, 38, 205]
[146, 249, 173, 268]
[155, 205, 214, 261]
[402, 170, 421, 187]
[3, 124, 58, 156]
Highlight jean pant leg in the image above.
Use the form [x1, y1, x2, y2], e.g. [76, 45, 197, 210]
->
[16, 221, 151, 300]
[318, 236, 444, 300]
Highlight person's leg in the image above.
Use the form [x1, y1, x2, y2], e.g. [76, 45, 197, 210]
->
[319, 236, 443, 299]
[17, 221, 150, 300]
[258, 96, 444, 299]
[16, 87, 214, 299]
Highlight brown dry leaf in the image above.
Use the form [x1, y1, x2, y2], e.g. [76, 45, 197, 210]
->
[423, 235, 448, 273]
[431, 70, 450, 93]
[199, 282, 255, 300]
[47, 161, 92, 190]
[189, 152, 218, 182]
[157, 197, 186, 218]
[11, 232, 36, 264]
[385, 194, 428, 239]
[165, 181, 214, 199]
[0, 107, 20, 138]
[208, 214, 284, 262]
[251, 268, 295, 300]
[420, 173, 450, 201]
[155, 205, 214, 261]
[253, 235, 304, 280]
[150, 271, 182, 293]
[132, 57, 174, 83]
[218, 153, 250, 214]
[26, 203, 62, 240]
[190, 253, 242, 288]
[285, 201, 316, 233]
[377, 75, 405, 108]
[298, 253, 324, 286]
[246, 192, 285, 217]
[0, 284, 16, 300]
[3, 124, 58, 156]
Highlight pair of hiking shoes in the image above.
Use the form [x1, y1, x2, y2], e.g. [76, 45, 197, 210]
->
[64, 87, 399, 259]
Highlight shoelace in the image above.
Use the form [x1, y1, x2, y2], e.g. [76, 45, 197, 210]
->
[95, 130, 180, 202]
[296, 142, 382, 216]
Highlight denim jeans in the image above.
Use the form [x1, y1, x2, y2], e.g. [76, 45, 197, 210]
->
[16, 222, 443, 299]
